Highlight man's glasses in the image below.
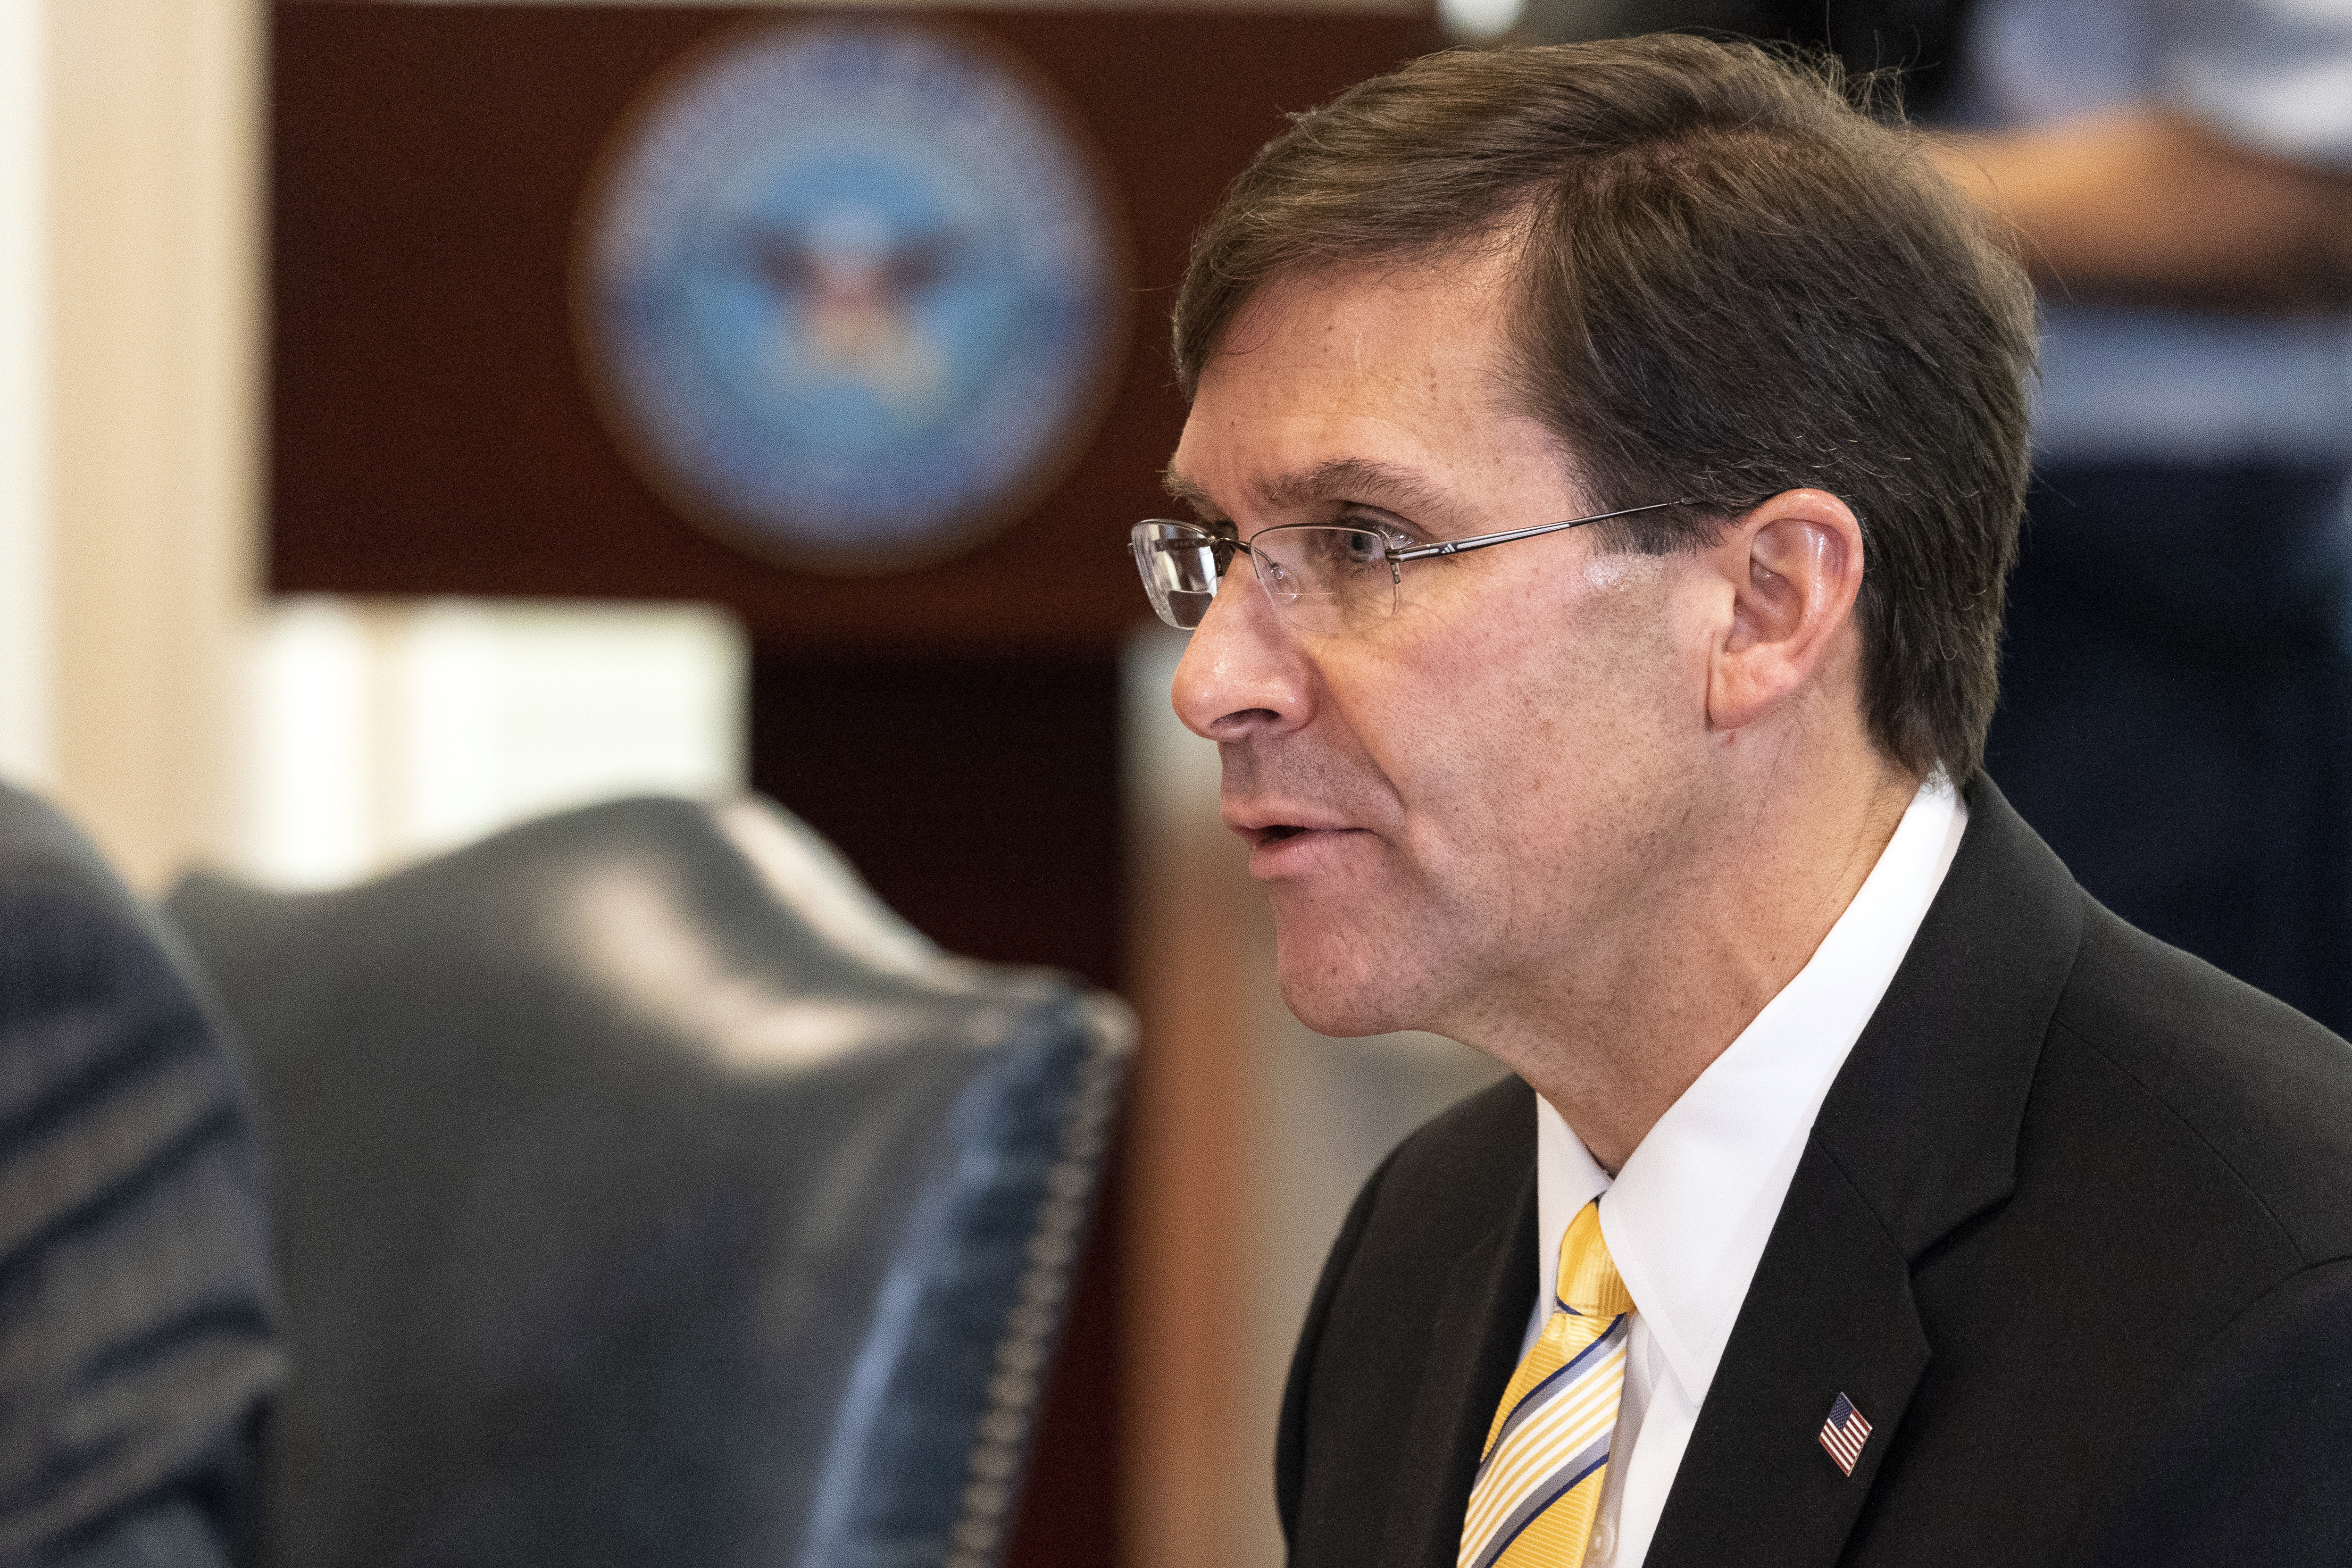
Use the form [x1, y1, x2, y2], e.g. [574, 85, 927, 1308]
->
[1131, 500, 1698, 636]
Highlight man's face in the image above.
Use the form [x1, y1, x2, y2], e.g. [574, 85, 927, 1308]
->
[1167, 256, 1729, 1040]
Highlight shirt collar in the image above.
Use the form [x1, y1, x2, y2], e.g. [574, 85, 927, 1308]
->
[1533, 777, 1968, 1403]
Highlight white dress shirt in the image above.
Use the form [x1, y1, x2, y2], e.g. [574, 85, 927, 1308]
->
[1520, 779, 1969, 1567]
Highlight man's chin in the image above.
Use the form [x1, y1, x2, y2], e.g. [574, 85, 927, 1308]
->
[1284, 997, 1409, 1039]
[1273, 950, 1417, 1040]
[1267, 883, 1448, 1035]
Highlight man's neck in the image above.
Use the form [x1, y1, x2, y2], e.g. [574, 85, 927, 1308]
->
[1464, 757, 1920, 1174]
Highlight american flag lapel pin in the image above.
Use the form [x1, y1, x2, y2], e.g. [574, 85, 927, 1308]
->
[1818, 1392, 1872, 1476]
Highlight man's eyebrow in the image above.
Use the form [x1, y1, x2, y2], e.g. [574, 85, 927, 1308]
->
[1159, 459, 1452, 520]
[1255, 458, 1450, 518]
[1160, 469, 1217, 513]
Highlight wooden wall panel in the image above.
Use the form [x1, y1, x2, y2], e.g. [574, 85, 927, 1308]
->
[271, 3, 1440, 653]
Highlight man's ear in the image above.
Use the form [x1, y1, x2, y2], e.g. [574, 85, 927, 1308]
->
[1704, 488, 1867, 735]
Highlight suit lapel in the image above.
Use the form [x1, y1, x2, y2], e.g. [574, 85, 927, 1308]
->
[1645, 778, 2087, 1568]
[1641, 1142, 1929, 1568]
[1379, 1165, 1538, 1568]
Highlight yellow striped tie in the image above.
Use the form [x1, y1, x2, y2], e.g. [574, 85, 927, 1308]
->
[1457, 1199, 1633, 1568]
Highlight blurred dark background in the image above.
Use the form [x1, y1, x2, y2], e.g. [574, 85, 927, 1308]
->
[269, 7, 1439, 1562]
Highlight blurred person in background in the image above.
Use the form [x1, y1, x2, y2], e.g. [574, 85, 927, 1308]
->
[1519, 0, 2352, 1032]
[0, 786, 279, 1567]
[1934, 0, 2352, 1034]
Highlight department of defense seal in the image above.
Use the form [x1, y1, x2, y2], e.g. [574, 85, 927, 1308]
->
[576, 19, 1125, 572]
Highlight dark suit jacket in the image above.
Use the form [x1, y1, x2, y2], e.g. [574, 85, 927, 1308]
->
[1278, 777, 2352, 1567]
[0, 785, 280, 1568]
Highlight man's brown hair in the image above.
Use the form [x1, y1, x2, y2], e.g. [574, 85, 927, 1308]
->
[1171, 36, 2035, 781]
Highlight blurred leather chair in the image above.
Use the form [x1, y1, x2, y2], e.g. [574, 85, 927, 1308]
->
[164, 795, 1131, 1568]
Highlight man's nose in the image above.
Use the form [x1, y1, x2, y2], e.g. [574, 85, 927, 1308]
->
[1170, 565, 1310, 742]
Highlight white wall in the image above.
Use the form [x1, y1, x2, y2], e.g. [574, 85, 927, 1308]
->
[237, 598, 748, 889]
[0, 0, 51, 789]
[27, 0, 263, 890]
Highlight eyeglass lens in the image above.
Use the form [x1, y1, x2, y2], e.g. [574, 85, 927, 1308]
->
[1133, 523, 1227, 629]
[1132, 521, 1398, 634]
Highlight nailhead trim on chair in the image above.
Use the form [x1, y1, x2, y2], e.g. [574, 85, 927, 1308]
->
[943, 995, 1133, 1568]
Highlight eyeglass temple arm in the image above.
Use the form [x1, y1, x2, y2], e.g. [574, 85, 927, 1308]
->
[1384, 499, 1700, 561]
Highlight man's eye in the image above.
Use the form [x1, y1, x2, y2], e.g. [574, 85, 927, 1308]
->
[1338, 511, 1414, 546]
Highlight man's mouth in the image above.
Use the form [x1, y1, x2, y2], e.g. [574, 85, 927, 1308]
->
[1227, 805, 1360, 859]
[1232, 814, 1364, 879]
